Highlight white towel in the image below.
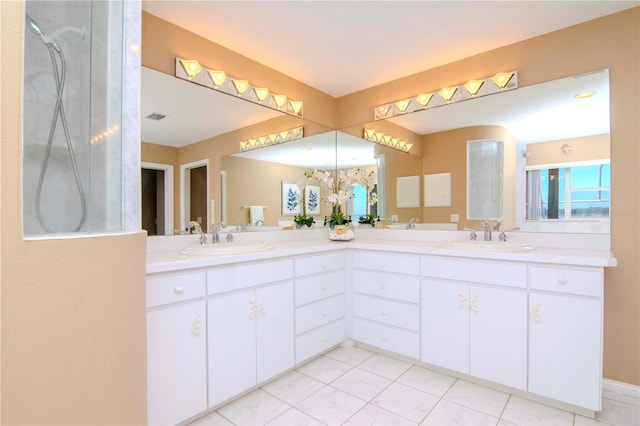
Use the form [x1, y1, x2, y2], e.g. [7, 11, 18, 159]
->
[249, 206, 265, 225]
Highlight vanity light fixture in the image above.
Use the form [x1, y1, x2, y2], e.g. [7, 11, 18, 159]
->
[207, 70, 227, 88]
[463, 79, 484, 96]
[363, 128, 413, 153]
[175, 58, 304, 118]
[272, 94, 287, 110]
[253, 87, 270, 103]
[178, 59, 202, 80]
[491, 71, 515, 89]
[231, 79, 250, 96]
[373, 70, 518, 120]
[439, 86, 458, 102]
[415, 93, 433, 108]
[239, 126, 304, 152]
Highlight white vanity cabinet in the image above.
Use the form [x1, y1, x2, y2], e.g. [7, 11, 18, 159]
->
[421, 257, 528, 390]
[294, 252, 346, 363]
[528, 265, 604, 410]
[146, 271, 207, 426]
[207, 259, 294, 407]
[351, 251, 421, 358]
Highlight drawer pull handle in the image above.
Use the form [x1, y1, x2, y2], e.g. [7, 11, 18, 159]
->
[173, 286, 184, 294]
[321, 284, 328, 290]
[458, 293, 468, 309]
[322, 311, 328, 317]
[558, 277, 567, 285]
[191, 313, 200, 335]
[380, 284, 388, 290]
[322, 337, 328, 342]
[469, 295, 479, 313]
[531, 304, 542, 323]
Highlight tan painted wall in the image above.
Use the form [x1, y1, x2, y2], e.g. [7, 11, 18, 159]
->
[142, 11, 339, 129]
[340, 8, 640, 386]
[526, 134, 610, 167]
[422, 126, 516, 231]
[222, 156, 332, 226]
[1, 1, 148, 424]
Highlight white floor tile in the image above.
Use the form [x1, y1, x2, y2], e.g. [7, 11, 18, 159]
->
[372, 382, 440, 423]
[575, 414, 613, 425]
[266, 407, 324, 425]
[443, 380, 509, 418]
[262, 371, 325, 405]
[421, 399, 499, 425]
[324, 345, 376, 366]
[359, 353, 413, 380]
[331, 367, 393, 401]
[397, 365, 457, 397]
[216, 389, 290, 426]
[296, 386, 367, 425]
[344, 403, 418, 425]
[296, 354, 353, 383]
[188, 411, 233, 425]
[595, 397, 640, 426]
[501, 395, 574, 425]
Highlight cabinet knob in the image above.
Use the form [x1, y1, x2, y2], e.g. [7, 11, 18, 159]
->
[321, 284, 328, 290]
[380, 283, 388, 290]
[379, 262, 387, 270]
[558, 277, 567, 285]
[322, 337, 328, 342]
[322, 311, 328, 317]
[173, 286, 184, 294]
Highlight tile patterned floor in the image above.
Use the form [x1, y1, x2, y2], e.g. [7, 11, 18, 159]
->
[190, 346, 640, 426]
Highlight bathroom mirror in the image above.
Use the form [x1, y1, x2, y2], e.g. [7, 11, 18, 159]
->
[384, 69, 610, 233]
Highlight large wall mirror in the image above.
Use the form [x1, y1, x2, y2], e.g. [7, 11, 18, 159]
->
[382, 69, 610, 233]
[140, 66, 334, 234]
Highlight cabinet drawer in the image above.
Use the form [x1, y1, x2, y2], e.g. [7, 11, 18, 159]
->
[353, 318, 420, 359]
[207, 259, 293, 295]
[352, 270, 419, 303]
[352, 251, 420, 275]
[295, 270, 345, 306]
[296, 319, 345, 364]
[421, 257, 527, 288]
[530, 266, 602, 297]
[295, 253, 345, 277]
[147, 272, 206, 308]
[353, 294, 419, 331]
[296, 295, 345, 334]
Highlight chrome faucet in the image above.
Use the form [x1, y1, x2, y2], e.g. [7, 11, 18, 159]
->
[212, 222, 226, 243]
[189, 221, 207, 244]
[499, 227, 520, 242]
[463, 228, 478, 240]
[406, 217, 419, 229]
[481, 220, 492, 241]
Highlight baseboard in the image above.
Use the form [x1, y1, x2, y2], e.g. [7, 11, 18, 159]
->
[603, 378, 640, 406]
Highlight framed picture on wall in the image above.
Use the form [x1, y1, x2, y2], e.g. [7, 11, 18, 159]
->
[281, 181, 301, 216]
[305, 185, 321, 215]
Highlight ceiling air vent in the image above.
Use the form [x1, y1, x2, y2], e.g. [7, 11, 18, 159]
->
[146, 113, 166, 120]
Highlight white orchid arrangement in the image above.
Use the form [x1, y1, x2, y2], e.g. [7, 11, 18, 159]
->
[304, 167, 378, 213]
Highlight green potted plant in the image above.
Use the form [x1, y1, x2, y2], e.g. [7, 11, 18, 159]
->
[358, 213, 378, 227]
[294, 214, 315, 228]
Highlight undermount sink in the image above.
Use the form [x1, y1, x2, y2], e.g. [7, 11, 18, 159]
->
[437, 239, 534, 253]
[181, 241, 273, 256]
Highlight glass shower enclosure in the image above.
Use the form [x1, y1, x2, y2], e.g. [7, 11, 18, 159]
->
[22, 0, 125, 236]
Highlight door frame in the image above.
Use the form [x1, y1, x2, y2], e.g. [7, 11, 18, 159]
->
[141, 162, 174, 235]
[180, 159, 209, 233]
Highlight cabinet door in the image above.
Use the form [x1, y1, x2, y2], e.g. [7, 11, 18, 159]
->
[470, 286, 527, 390]
[421, 279, 469, 374]
[147, 300, 207, 425]
[256, 281, 294, 383]
[208, 289, 257, 407]
[529, 293, 602, 410]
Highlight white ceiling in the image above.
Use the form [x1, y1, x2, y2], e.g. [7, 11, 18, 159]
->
[141, 0, 637, 97]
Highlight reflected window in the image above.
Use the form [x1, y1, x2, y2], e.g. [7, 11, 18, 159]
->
[348, 184, 367, 219]
[526, 163, 610, 220]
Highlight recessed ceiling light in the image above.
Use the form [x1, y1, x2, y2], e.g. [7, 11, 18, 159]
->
[574, 91, 595, 99]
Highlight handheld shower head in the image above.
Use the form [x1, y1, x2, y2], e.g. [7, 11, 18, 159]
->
[25, 14, 61, 53]
[26, 14, 43, 36]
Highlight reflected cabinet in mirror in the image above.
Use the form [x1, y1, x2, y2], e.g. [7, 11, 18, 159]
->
[384, 68, 610, 233]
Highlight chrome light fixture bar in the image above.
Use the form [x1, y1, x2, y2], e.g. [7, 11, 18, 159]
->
[363, 128, 413, 153]
[176, 58, 304, 118]
[374, 71, 518, 120]
[239, 126, 304, 152]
